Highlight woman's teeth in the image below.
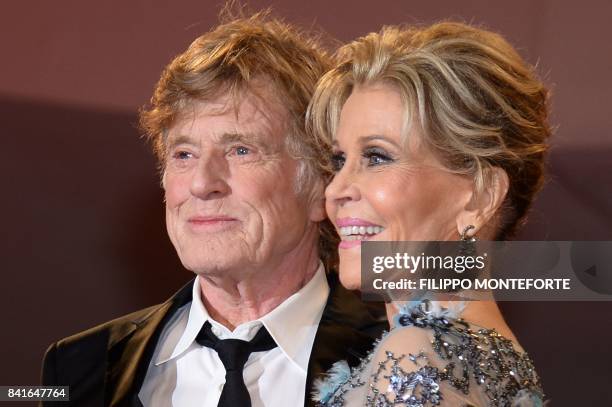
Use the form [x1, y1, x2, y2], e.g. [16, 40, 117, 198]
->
[339, 225, 384, 240]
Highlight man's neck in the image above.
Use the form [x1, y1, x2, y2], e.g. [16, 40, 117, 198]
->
[197, 254, 321, 331]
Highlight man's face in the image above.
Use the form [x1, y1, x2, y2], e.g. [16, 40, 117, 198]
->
[163, 92, 325, 278]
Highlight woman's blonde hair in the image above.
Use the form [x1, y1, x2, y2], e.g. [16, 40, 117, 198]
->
[308, 22, 552, 239]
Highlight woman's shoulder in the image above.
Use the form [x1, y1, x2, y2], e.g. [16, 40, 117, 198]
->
[367, 300, 544, 406]
[313, 299, 545, 407]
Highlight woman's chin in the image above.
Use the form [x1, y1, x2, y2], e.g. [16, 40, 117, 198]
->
[338, 268, 361, 290]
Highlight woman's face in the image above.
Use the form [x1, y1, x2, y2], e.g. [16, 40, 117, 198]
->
[325, 83, 475, 289]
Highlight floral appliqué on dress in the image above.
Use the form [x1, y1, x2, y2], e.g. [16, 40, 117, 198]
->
[313, 300, 544, 407]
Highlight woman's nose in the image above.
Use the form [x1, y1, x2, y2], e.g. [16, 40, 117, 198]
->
[325, 164, 361, 206]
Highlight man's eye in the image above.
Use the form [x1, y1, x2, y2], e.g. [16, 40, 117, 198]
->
[228, 145, 252, 157]
[331, 153, 345, 172]
[235, 146, 250, 156]
[174, 151, 193, 160]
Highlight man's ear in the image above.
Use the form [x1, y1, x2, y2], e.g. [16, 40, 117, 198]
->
[161, 170, 167, 190]
[456, 167, 509, 237]
[307, 179, 327, 222]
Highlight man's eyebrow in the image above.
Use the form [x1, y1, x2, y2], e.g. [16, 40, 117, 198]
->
[219, 132, 276, 154]
[219, 131, 267, 146]
[166, 131, 273, 152]
[166, 134, 197, 151]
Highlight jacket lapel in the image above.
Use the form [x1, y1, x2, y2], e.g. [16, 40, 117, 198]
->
[102, 274, 386, 407]
[304, 273, 388, 407]
[105, 279, 194, 406]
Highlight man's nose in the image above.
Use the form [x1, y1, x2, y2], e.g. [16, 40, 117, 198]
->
[190, 153, 230, 199]
[325, 164, 361, 206]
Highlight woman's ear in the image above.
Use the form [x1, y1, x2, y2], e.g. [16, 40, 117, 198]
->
[456, 167, 509, 237]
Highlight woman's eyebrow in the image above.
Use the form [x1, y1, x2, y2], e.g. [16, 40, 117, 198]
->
[332, 135, 400, 149]
[359, 134, 402, 149]
[358, 134, 401, 148]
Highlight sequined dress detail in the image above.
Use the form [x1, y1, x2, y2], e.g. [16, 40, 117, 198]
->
[313, 300, 544, 406]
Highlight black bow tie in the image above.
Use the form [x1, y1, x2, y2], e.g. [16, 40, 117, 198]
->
[195, 321, 277, 407]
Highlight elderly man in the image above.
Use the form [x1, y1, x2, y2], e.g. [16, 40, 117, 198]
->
[41, 12, 386, 407]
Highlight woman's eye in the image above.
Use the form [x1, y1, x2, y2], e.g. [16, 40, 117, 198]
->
[331, 153, 345, 172]
[364, 148, 393, 166]
[367, 153, 387, 165]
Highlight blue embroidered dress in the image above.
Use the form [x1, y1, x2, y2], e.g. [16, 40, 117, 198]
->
[313, 300, 544, 406]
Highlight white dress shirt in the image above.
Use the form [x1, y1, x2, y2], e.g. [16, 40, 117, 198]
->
[138, 264, 329, 406]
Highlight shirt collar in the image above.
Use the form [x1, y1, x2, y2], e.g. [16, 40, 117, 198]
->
[260, 263, 329, 372]
[156, 263, 329, 373]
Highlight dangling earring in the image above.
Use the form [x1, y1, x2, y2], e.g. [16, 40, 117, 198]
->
[460, 225, 477, 242]
[459, 225, 477, 259]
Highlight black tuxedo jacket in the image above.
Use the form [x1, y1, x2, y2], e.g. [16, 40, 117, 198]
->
[42, 273, 387, 406]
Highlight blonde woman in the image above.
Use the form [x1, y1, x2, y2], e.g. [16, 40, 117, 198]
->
[309, 22, 549, 406]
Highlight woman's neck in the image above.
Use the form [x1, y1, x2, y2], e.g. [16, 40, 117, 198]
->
[385, 297, 519, 345]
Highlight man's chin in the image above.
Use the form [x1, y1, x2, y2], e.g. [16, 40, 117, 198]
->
[187, 264, 238, 275]
[178, 254, 243, 275]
